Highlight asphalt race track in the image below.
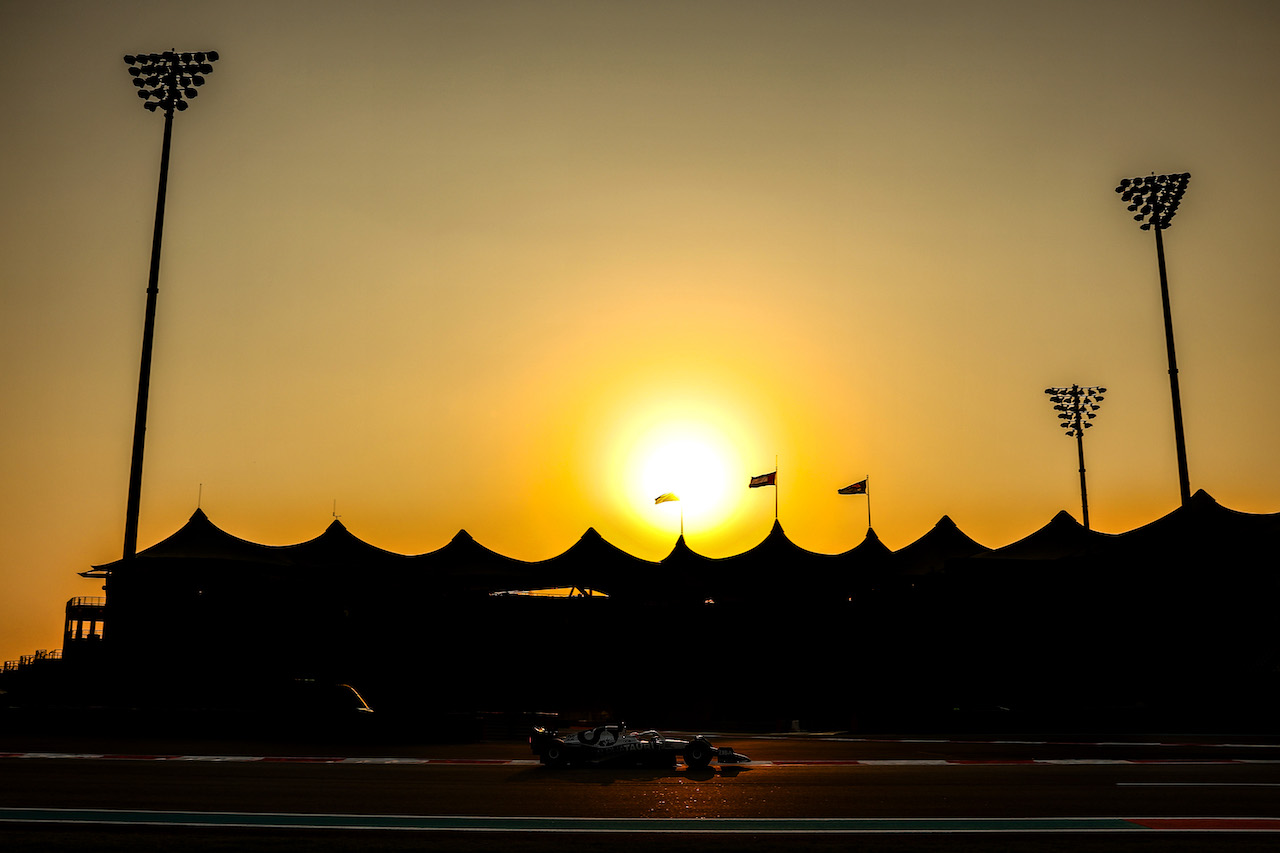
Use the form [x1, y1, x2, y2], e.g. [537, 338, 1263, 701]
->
[2, 733, 1279, 852]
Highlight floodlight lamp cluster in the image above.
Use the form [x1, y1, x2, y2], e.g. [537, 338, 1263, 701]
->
[1114, 172, 1190, 231]
[1045, 385, 1106, 439]
[123, 50, 219, 114]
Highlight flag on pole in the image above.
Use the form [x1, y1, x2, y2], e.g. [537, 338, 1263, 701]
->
[838, 479, 868, 495]
[749, 472, 777, 488]
[655, 492, 684, 538]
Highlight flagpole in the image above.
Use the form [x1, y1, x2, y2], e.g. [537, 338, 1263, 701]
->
[837, 477, 871, 532]
[774, 455, 779, 521]
[655, 493, 681, 544]
[865, 475, 872, 531]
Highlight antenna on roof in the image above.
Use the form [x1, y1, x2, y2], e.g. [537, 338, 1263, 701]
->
[332, 500, 340, 519]
[197, 483, 202, 509]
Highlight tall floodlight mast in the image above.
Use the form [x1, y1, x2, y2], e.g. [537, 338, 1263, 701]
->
[120, 50, 219, 560]
[1045, 384, 1106, 530]
[1114, 172, 1192, 506]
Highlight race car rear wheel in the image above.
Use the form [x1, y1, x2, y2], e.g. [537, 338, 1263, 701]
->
[684, 739, 713, 769]
[542, 743, 567, 768]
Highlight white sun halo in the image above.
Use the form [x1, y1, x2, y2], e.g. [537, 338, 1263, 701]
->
[634, 426, 740, 531]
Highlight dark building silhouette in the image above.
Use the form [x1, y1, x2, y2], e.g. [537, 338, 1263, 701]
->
[8, 490, 1277, 733]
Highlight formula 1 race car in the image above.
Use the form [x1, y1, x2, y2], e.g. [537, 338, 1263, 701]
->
[529, 724, 750, 769]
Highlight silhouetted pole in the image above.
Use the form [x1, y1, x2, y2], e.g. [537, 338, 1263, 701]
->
[1045, 385, 1106, 529]
[1074, 428, 1088, 529]
[654, 493, 682, 539]
[120, 50, 219, 560]
[1115, 172, 1192, 506]
[836, 477, 870, 531]
[1154, 222, 1191, 505]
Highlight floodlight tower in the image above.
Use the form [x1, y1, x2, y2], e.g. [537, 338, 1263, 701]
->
[1045, 384, 1106, 529]
[120, 50, 219, 560]
[1114, 172, 1192, 506]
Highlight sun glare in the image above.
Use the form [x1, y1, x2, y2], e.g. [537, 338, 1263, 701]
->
[577, 372, 766, 552]
[628, 421, 746, 538]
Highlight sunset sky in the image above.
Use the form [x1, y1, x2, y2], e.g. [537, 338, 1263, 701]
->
[3, 1, 1279, 662]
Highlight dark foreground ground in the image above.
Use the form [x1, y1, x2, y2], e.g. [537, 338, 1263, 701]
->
[3, 727, 1280, 852]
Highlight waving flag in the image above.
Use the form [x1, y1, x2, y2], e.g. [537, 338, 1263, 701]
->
[654, 492, 679, 504]
[838, 479, 868, 495]
[749, 472, 777, 488]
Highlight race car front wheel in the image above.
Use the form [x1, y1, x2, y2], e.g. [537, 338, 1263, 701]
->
[684, 739, 712, 769]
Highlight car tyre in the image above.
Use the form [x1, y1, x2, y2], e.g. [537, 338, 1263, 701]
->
[542, 744, 567, 768]
[684, 739, 712, 769]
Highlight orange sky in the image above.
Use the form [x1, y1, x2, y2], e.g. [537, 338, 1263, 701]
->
[3, 1, 1280, 663]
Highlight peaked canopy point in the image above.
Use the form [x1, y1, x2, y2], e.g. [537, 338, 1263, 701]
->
[82, 491, 1280, 590]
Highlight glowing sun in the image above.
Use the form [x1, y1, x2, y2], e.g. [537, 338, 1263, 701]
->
[628, 421, 747, 536]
